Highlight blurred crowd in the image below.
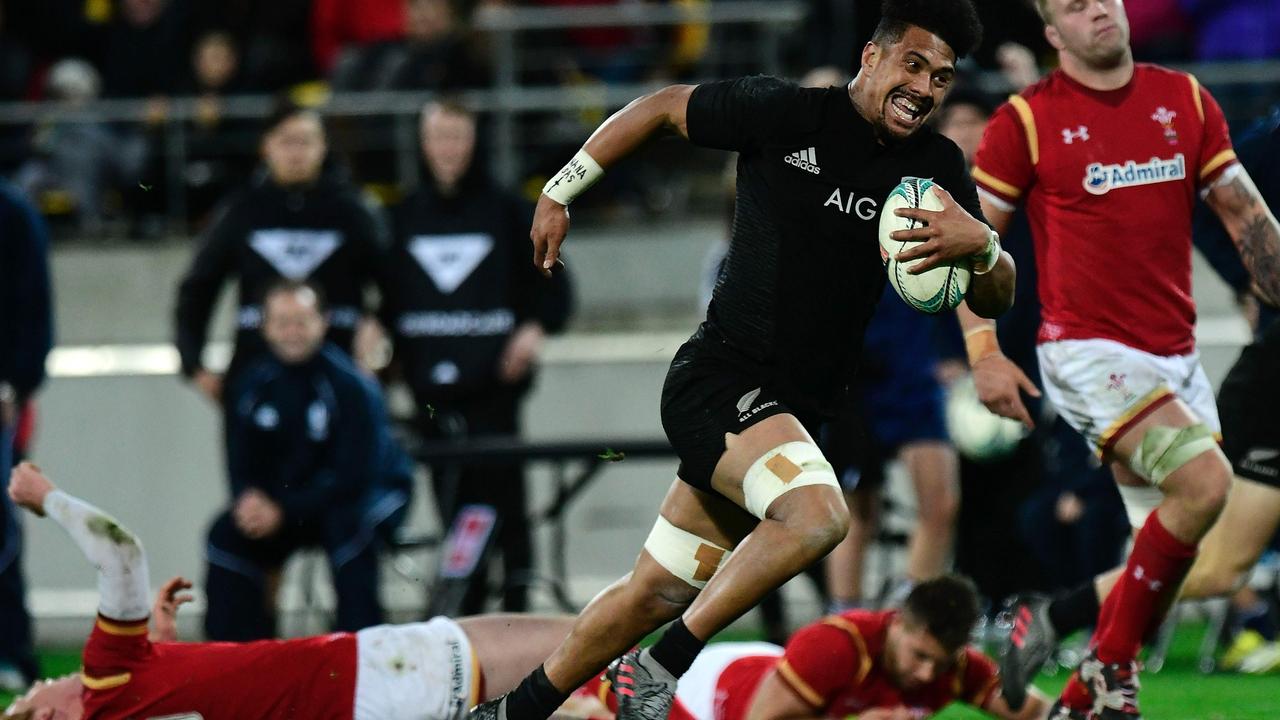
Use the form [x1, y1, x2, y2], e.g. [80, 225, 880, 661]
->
[1, 0, 1279, 239]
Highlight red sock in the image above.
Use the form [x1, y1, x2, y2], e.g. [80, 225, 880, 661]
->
[1058, 670, 1092, 710]
[1093, 511, 1196, 664]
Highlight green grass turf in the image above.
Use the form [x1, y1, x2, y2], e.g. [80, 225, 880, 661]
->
[4, 625, 1277, 718]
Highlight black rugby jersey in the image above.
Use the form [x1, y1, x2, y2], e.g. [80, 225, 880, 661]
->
[174, 171, 388, 381]
[685, 75, 984, 417]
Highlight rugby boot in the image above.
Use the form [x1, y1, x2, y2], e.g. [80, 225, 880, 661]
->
[1000, 594, 1057, 710]
[1047, 700, 1093, 720]
[1079, 652, 1142, 719]
[607, 648, 677, 720]
[467, 692, 508, 720]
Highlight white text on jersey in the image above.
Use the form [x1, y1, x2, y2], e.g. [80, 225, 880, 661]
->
[785, 147, 821, 175]
[1082, 154, 1186, 196]
[823, 188, 878, 220]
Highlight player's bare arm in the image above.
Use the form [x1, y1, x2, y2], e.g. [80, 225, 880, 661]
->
[954, 198, 1040, 429]
[1204, 167, 1280, 307]
[530, 85, 695, 275]
[743, 669, 825, 720]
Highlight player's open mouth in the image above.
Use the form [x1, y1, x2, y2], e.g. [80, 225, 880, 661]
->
[888, 93, 927, 127]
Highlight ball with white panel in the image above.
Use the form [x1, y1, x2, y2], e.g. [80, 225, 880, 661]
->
[945, 375, 1027, 462]
[878, 177, 971, 314]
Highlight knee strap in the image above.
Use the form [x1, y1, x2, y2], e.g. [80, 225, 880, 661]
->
[742, 441, 839, 519]
[643, 515, 733, 590]
[1128, 423, 1222, 487]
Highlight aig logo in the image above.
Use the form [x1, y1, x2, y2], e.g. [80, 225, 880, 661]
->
[823, 188, 878, 220]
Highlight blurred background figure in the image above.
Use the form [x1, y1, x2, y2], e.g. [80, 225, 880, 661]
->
[371, 0, 486, 92]
[173, 99, 388, 405]
[204, 280, 412, 641]
[183, 31, 258, 226]
[0, 179, 53, 691]
[15, 58, 145, 237]
[381, 100, 572, 613]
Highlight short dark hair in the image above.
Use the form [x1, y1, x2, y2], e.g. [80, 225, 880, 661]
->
[264, 279, 327, 315]
[900, 574, 981, 652]
[263, 96, 323, 138]
[873, 0, 984, 60]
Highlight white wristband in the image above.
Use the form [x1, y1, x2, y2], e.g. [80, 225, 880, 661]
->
[971, 228, 1001, 275]
[542, 149, 604, 206]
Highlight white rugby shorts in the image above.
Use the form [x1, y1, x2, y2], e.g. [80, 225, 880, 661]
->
[354, 617, 479, 720]
[675, 641, 783, 720]
[1037, 338, 1220, 455]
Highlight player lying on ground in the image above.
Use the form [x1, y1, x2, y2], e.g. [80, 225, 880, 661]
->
[3, 462, 573, 720]
[564, 577, 1049, 720]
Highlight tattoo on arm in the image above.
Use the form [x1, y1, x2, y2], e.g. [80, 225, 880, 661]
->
[1210, 173, 1280, 306]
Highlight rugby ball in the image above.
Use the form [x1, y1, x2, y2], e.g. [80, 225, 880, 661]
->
[878, 177, 970, 314]
[945, 375, 1027, 462]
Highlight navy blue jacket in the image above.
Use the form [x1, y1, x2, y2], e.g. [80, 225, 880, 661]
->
[0, 180, 53, 402]
[226, 343, 407, 525]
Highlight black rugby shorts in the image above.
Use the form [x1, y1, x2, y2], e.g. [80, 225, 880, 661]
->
[1218, 323, 1280, 489]
[660, 339, 815, 493]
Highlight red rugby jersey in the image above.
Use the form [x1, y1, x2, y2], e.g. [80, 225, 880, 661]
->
[713, 611, 998, 720]
[81, 616, 358, 720]
[972, 64, 1237, 356]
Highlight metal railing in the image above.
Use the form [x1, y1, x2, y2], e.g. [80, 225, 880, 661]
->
[3, 0, 1278, 237]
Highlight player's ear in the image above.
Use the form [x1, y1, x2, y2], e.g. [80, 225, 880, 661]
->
[1044, 24, 1064, 52]
[861, 41, 880, 71]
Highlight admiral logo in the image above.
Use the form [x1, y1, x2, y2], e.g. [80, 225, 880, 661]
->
[1082, 153, 1186, 195]
[785, 147, 820, 175]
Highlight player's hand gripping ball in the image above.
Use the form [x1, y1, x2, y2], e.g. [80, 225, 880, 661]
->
[878, 177, 971, 313]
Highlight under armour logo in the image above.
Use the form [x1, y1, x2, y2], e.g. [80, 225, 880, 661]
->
[1133, 565, 1163, 593]
[1062, 126, 1090, 144]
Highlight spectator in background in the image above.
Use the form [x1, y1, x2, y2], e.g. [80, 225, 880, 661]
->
[174, 99, 388, 404]
[184, 31, 258, 225]
[205, 280, 413, 641]
[191, 0, 317, 91]
[375, 0, 486, 91]
[311, 0, 405, 79]
[0, 3, 34, 173]
[381, 100, 572, 613]
[15, 58, 145, 236]
[100, 0, 190, 99]
[0, 179, 54, 690]
[1181, 0, 1280, 60]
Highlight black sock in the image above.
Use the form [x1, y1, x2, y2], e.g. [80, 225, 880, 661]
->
[1048, 582, 1101, 638]
[504, 665, 569, 720]
[647, 618, 706, 678]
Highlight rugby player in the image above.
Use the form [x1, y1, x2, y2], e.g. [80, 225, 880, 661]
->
[960, 0, 1280, 716]
[567, 577, 1049, 720]
[473, 3, 1019, 720]
[3, 462, 573, 720]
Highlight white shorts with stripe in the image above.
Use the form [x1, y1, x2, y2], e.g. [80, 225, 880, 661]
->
[354, 617, 479, 720]
[675, 641, 782, 720]
[1036, 338, 1220, 455]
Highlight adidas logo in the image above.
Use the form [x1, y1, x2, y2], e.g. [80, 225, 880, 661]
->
[785, 147, 820, 175]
